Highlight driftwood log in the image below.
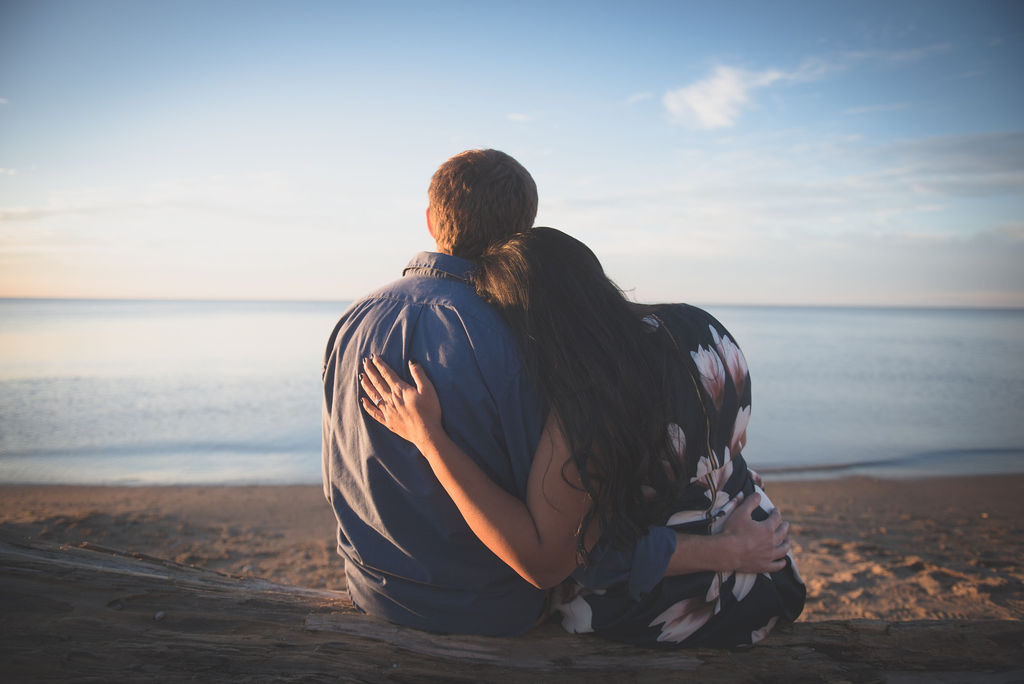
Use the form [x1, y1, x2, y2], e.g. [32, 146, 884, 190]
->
[1, 531, 1021, 683]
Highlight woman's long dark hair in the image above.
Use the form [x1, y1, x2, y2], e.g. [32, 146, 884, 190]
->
[472, 228, 685, 562]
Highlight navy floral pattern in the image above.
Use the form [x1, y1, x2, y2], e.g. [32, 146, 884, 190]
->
[551, 304, 805, 648]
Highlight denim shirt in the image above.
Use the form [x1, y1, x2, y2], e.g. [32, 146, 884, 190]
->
[322, 252, 675, 636]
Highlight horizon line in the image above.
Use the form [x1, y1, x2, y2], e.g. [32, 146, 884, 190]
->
[1, 295, 1022, 313]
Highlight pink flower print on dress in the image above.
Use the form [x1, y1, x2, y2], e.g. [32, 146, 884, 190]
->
[667, 422, 686, 459]
[659, 422, 685, 482]
[692, 454, 715, 482]
[553, 582, 604, 635]
[705, 569, 757, 610]
[709, 324, 748, 399]
[730, 405, 750, 456]
[750, 616, 779, 645]
[666, 507, 707, 527]
[649, 596, 716, 644]
[731, 571, 757, 602]
[690, 449, 733, 490]
[705, 571, 722, 605]
[556, 593, 596, 634]
[690, 344, 725, 411]
[711, 451, 734, 491]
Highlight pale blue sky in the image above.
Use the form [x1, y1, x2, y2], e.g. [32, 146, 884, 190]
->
[1, 0, 1022, 305]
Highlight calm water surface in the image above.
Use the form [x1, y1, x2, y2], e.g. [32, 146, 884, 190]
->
[1, 299, 1022, 484]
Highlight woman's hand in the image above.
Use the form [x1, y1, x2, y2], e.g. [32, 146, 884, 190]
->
[719, 492, 792, 574]
[362, 353, 586, 589]
[360, 354, 444, 451]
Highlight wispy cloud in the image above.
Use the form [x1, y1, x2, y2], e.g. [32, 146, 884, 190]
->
[544, 131, 1024, 250]
[0, 98, 8, 105]
[663, 43, 948, 130]
[662, 66, 756, 129]
[626, 91, 653, 105]
[870, 132, 1024, 197]
[506, 112, 534, 123]
[662, 61, 823, 129]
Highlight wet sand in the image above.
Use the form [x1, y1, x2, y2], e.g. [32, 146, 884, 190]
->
[1, 475, 1021, 622]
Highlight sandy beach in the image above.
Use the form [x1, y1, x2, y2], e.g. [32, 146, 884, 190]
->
[1, 474, 1021, 623]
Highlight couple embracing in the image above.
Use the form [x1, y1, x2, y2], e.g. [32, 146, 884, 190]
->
[322, 149, 805, 647]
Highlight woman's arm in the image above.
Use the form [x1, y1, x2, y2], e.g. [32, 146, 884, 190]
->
[360, 354, 591, 589]
[361, 354, 791, 587]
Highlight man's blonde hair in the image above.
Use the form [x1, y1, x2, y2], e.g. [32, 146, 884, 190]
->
[428, 149, 538, 260]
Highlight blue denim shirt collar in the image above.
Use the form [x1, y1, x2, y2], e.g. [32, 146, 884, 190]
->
[402, 251, 475, 285]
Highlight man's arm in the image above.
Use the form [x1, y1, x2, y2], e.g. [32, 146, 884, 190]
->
[573, 493, 791, 599]
[665, 492, 791, 575]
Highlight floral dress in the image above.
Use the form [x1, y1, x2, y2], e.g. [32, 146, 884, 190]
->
[551, 304, 806, 648]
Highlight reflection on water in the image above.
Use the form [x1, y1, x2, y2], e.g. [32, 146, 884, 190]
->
[1, 299, 1022, 484]
[0, 299, 345, 484]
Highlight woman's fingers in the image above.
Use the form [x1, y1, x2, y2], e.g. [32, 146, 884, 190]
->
[408, 360, 438, 401]
[407, 359, 428, 393]
[362, 355, 391, 400]
[370, 353, 409, 393]
[360, 396, 385, 424]
[360, 372, 382, 405]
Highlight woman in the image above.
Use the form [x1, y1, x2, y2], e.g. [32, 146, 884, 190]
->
[360, 228, 804, 647]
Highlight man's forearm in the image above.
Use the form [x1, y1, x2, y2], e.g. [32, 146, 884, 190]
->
[665, 532, 738, 576]
[665, 493, 792, 576]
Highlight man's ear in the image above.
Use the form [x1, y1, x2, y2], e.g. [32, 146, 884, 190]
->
[425, 207, 434, 239]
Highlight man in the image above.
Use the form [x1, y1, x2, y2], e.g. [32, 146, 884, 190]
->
[322, 149, 550, 635]
[322, 150, 683, 636]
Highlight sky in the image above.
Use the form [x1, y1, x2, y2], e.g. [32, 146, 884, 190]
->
[1, 0, 1022, 307]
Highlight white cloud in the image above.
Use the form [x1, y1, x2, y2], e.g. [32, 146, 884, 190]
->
[662, 60, 826, 129]
[506, 112, 533, 123]
[662, 43, 948, 130]
[0, 98, 8, 105]
[663, 66, 756, 130]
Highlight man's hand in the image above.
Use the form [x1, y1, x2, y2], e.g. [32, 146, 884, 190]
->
[719, 492, 791, 574]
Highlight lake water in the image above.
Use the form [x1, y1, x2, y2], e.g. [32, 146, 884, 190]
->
[1, 299, 1022, 484]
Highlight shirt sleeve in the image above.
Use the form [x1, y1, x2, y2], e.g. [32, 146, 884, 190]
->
[570, 526, 677, 600]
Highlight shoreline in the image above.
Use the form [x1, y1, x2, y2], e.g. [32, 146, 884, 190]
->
[4, 446, 1021, 487]
[1, 474, 1021, 622]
